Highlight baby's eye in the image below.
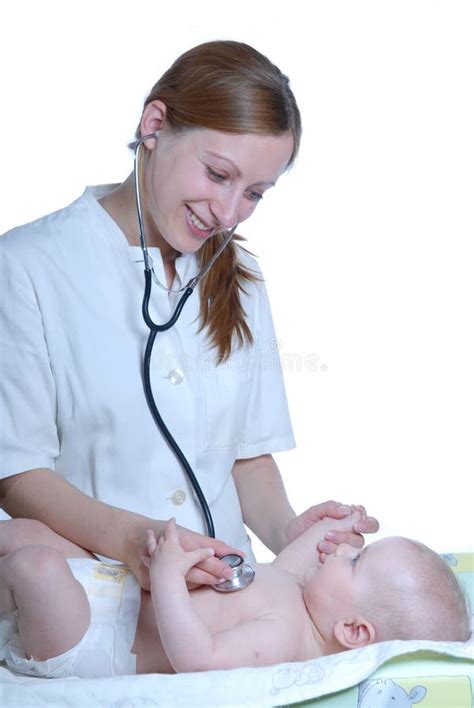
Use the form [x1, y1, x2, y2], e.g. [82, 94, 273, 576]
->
[350, 553, 361, 566]
[207, 167, 227, 183]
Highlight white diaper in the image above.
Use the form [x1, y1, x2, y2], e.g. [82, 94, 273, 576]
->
[3, 558, 141, 678]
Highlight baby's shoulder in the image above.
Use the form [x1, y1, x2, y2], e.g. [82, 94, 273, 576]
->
[254, 563, 303, 606]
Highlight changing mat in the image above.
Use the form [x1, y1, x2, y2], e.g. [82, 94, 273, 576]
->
[0, 553, 472, 708]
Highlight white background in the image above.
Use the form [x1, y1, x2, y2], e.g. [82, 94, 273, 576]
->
[1, 1, 472, 558]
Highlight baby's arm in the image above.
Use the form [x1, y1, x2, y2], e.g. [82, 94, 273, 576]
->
[273, 508, 363, 578]
[147, 520, 295, 672]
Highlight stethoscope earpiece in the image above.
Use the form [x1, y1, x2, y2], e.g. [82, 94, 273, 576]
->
[213, 554, 256, 592]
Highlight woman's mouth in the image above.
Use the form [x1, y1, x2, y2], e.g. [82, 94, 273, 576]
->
[185, 206, 214, 239]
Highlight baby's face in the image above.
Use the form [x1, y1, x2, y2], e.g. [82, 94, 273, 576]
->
[303, 537, 409, 624]
[303, 543, 366, 619]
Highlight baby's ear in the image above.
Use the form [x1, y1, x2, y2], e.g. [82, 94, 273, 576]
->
[333, 618, 375, 649]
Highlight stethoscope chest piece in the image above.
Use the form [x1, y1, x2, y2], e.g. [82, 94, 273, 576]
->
[213, 554, 256, 593]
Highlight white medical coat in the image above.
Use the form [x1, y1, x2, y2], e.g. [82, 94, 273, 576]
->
[0, 186, 295, 556]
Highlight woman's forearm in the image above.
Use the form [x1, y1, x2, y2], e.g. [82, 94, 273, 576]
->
[0, 468, 160, 562]
[232, 454, 296, 555]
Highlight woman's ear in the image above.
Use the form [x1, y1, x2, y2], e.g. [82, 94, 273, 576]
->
[139, 100, 168, 149]
[333, 617, 375, 649]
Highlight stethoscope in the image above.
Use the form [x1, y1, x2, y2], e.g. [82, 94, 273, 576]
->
[134, 132, 255, 592]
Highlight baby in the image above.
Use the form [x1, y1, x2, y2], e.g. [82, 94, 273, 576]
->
[0, 512, 470, 678]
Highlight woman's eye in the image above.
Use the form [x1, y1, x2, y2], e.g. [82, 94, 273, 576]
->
[207, 167, 263, 203]
[247, 191, 263, 203]
[207, 167, 227, 183]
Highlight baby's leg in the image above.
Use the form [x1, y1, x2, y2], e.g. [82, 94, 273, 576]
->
[0, 519, 96, 559]
[0, 544, 91, 660]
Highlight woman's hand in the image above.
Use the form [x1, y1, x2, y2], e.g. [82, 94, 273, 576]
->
[316, 503, 379, 560]
[127, 520, 240, 590]
[284, 500, 379, 561]
[144, 520, 215, 581]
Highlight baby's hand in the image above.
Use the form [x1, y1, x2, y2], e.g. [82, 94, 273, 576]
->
[144, 518, 215, 579]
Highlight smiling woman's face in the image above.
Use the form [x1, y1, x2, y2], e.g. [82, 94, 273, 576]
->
[139, 125, 294, 254]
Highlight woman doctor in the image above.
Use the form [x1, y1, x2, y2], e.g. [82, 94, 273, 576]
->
[0, 41, 378, 589]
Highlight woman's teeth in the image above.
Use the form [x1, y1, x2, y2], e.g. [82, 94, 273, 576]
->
[188, 209, 211, 231]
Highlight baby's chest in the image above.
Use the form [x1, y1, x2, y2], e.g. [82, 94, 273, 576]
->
[191, 570, 299, 632]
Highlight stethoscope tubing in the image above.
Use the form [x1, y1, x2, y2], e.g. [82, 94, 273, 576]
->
[141, 269, 216, 538]
[141, 264, 256, 596]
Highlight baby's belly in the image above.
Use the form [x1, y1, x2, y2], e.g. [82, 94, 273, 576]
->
[133, 590, 172, 674]
[132, 590, 174, 674]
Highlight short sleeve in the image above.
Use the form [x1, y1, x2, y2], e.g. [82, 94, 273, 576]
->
[0, 246, 59, 477]
[237, 277, 296, 459]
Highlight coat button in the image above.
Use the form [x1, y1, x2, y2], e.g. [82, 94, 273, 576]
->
[170, 489, 186, 505]
[167, 368, 184, 385]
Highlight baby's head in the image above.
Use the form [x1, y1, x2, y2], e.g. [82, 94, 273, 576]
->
[303, 536, 470, 652]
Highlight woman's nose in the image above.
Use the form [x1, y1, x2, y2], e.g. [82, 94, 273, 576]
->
[210, 190, 244, 229]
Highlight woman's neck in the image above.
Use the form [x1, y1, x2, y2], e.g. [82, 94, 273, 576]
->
[98, 176, 178, 287]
